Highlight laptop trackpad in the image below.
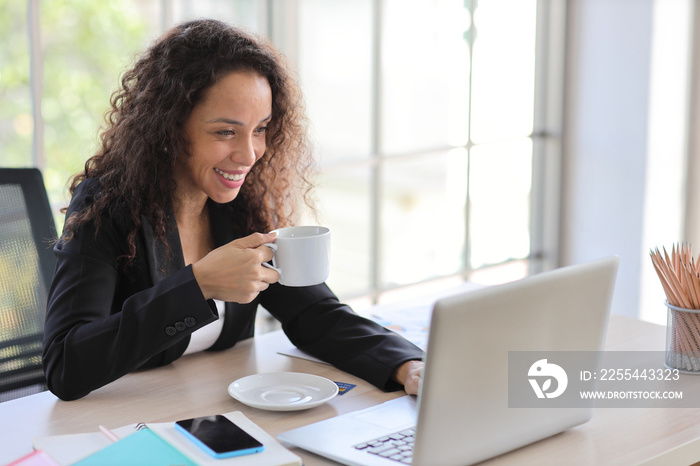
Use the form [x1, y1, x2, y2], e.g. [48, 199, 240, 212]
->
[352, 396, 417, 429]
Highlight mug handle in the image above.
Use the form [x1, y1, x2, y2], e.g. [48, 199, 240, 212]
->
[262, 243, 281, 274]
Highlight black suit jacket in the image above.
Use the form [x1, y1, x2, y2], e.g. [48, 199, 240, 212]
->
[43, 178, 424, 400]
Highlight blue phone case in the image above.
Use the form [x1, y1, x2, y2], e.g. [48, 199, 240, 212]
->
[174, 420, 265, 459]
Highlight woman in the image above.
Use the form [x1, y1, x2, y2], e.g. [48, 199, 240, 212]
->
[43, 19, 423, 401]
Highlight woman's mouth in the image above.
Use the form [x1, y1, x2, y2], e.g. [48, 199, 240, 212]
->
[214, 167, 245, 181]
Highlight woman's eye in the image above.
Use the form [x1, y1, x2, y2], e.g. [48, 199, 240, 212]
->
[256, 126, 268, 134]
[217, 130, 234, 137]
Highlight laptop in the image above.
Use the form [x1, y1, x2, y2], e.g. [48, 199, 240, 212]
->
[278, 256, 619, 466]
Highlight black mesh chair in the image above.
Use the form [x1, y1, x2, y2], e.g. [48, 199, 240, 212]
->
[0, 168, 57, 402]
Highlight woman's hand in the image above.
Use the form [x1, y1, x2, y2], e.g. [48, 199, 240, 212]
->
[191, 232, 280, 303]
[394, 360, 423, 395]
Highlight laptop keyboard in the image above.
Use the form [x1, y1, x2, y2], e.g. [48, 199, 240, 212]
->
[354, 427, 415, 464]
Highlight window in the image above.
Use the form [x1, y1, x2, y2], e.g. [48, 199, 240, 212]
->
[288, 0, 563, 305]
[1, 0, 160, 217]
[1, 1, 33, 168]
[4, 0, 564, 307]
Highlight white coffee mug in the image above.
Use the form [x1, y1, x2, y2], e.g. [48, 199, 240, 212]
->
[263, 226, 330, 287]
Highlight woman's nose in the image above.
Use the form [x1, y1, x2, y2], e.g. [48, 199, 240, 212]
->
[232, 135, 259, 166]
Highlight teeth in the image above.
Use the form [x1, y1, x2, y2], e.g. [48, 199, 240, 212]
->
[215, 168, 244, 181]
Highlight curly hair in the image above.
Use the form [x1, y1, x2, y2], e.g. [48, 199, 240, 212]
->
[63, 19, 314, 266]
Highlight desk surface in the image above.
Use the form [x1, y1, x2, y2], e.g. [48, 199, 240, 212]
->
[2, 314, 700, 466]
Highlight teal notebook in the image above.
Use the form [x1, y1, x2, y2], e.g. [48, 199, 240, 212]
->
[72, 428, 197, 466]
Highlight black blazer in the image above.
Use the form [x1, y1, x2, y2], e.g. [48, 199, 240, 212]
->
[43, 179, 423, 400]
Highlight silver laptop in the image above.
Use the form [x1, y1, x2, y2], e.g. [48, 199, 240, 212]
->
[278, 257, 619, 466]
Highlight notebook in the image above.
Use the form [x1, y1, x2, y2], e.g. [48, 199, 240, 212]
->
[278, 256, 619, 466]
[72, 428, 196, 466]
[33, 411, 301, 466]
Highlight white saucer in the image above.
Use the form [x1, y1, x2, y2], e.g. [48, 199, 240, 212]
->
[228, 372, 339, 411]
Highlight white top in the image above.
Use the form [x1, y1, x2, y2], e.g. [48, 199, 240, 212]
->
[183, 299, 225, 355]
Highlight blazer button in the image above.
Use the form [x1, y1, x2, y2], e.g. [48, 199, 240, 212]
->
[165, 326, 177, 336]
[184, 317, 196, 327]
[175, 321, 186, 332]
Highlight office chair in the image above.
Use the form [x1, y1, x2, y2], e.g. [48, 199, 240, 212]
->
[0, 168, 57, 402]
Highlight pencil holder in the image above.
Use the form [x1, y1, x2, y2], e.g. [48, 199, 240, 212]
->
[665, 302, 700, 373]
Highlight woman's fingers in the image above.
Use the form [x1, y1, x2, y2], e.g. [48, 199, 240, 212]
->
[193, 232, 280, 302]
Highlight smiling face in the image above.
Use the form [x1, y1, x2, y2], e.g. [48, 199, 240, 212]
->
[174, 70, 273, 207]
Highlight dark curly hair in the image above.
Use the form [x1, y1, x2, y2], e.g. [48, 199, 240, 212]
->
[63, 19, 313, 266]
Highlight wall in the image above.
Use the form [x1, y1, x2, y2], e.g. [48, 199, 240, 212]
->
[562, 0, 654, 319]
[563, 0, 693, 321]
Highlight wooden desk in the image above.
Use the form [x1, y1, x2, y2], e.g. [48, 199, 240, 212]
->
[2, 315, 700, 465]
[0, 326, 396, 466]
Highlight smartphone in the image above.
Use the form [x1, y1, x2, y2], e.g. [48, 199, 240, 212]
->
[175, 415, 265, 459]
